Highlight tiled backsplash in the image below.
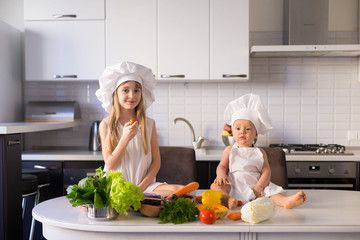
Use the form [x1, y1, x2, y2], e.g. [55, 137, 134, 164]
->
[23, 32, 360, 150]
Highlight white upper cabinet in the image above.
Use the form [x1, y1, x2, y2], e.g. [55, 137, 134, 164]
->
[158, 0, 249, 81]
[158, 0, 210, 81]
[106, 0, 157, 77]
[24, 0, 249, 82]
[210, 0, 249, 81]
[24, 0, 105, 81]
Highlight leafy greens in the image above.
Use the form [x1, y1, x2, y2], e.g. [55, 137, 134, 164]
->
[159, 195, 199, 224]
[66, 167, 144, 215]
[107, 171, 144, 215]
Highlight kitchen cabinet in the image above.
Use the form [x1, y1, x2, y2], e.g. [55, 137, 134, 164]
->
[0, 134, 22, 240]
[196, 161, 219, 189]
[158, 0, 209, 81]
[158, 0, 249, 81]
[106, 0, 157, 77]
[63, 161, 104, 191]
[210, 0, 249, 81]
[24, 0, 105, 81]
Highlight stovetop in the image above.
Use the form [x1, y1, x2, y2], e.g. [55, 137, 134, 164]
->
[269, 144, 353, 155]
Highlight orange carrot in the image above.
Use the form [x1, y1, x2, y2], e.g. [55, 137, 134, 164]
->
[227, 211, 242, 220]
[166, 182, 200, 200]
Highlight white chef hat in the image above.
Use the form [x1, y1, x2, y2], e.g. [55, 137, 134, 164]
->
[224, 93, 272, 135]
[96, 61, 156, 113]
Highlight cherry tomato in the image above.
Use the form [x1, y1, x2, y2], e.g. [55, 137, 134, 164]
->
[128, 118, 136, 125]
[199, 208, 216, 224]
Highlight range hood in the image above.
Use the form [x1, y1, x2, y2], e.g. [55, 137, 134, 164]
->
[250, 44, 360, 57]
[251, 0, 360, 58]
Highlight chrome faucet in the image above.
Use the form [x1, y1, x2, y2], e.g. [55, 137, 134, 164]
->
[173, 117, 205, 149]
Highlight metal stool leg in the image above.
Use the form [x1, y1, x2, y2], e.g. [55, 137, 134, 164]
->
[29, 188, 40, 240]
[22, 197, 27, 219]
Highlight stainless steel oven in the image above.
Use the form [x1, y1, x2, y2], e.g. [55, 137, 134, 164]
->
[270, 144, 359, 191]
[287, 161, 358, 190]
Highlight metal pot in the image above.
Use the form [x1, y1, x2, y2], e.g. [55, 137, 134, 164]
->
[86, 204, 118, 221]
[89, 121, 101, 151]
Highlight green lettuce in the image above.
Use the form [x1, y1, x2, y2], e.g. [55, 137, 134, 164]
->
[107, 171, 145, 215]
[66, 167, 144, 215]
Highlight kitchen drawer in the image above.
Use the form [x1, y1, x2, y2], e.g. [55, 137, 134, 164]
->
[24, 0, 105, 20]
[63, 161, 104, 189]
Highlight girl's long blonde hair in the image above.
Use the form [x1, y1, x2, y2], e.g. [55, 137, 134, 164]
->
[105, 82, 149, 155]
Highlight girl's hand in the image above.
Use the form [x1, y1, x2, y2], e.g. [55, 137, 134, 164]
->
[213, 175, 230, 186]
[122, 119, 138, 141]
[252, 185, 264, 199]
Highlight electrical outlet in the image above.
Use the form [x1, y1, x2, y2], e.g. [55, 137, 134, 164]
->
[347, 131, 358, 140]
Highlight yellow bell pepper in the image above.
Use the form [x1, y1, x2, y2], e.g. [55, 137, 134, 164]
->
[201, 190, 223, 205]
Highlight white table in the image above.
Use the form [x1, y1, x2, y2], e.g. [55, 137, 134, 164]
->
[33, 190, 360, 240]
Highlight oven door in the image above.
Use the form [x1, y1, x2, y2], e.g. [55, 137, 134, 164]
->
[288, 178, 357, 190]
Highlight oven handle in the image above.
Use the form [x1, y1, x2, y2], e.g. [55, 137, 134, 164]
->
[288, 183, 354, 188]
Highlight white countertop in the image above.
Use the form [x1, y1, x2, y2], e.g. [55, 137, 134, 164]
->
[0, 121, 80, 134]
[33, 190, 360, 240]
[22, 148, 360, 162]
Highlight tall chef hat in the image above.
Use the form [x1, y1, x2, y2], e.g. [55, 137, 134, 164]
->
[96, 61, 156, 113]
[224, 93, 272, 135]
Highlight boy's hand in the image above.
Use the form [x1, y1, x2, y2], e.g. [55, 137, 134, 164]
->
[252, 185, 264, 198]
[213, 176, 230, 185]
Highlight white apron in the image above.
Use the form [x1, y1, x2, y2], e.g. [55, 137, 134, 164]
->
[104, 117, 164, 193]
[228, 145, 283, 204]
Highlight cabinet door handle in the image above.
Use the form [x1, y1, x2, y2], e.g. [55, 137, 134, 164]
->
[54, 75, 78, 79]
[34, 165, 47, 169]
[222, 74, 247, 78]
[7, 140, 20, 146]
[53, 14, 77, 19]
[160, 74, 185, 78]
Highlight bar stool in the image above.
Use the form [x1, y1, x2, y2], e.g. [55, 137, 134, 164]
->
[22, 174, 38, 219]
[22, 168, 50, 240]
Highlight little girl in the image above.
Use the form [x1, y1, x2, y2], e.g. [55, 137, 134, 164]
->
[212, 93, 306, 209]
[96, 61, 182, 197]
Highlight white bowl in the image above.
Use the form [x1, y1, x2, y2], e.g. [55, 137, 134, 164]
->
[222, 136, 235, 146]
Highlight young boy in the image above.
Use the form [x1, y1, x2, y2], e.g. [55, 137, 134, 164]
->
[211, 93, 306, 209]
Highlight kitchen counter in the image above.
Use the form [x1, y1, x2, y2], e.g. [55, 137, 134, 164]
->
[33, 190, 360, 240]
[0, 121, 80, 134]
[22, 148, 360, 162]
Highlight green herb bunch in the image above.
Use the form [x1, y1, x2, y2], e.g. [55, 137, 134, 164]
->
[159, 195, 199, 224]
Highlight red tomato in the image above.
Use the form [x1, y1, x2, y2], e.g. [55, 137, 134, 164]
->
[129, 118, 136, 125]
[199, 208, 217, 224]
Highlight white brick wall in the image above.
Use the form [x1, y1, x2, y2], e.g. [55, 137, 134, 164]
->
[23, 32, 360, 149]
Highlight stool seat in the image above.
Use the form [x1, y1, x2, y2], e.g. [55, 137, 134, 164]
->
[22, 174, 38, 197]
[22, 168, 50, 187]
[22, 168, 50, 240]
